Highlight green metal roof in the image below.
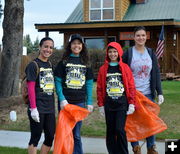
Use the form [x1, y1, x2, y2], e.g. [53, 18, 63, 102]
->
[65, 1, 83, 23]
[65, 0, 180, 23]
[124, 0, 180, 21]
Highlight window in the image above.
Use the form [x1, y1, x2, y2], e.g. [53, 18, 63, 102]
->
[85, 38, 105, 49]
[84, 36, 116, 49]
[89, 0, 114, 21]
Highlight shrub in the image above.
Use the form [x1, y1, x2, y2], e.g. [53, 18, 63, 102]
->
[20, 49, 106, 80]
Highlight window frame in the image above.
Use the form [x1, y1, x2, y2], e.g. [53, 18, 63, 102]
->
[89, 0, 115, 21]
[84, 36, 116, 49]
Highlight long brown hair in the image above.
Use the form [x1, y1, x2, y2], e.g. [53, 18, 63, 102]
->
[62, 39, 90, 67]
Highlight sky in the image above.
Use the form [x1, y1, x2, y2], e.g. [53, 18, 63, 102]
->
[0, 0, 80, 49]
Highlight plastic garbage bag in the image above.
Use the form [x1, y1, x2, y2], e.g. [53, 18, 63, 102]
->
[53, 104, 90, 154]
[125, 90, 167, 142]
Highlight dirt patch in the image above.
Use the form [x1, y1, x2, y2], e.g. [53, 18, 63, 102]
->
[0, 96, 28, 127]
[0, 95, 59, 131]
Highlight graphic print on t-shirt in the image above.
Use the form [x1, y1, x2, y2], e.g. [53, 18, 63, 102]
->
[65, 63, 86, 89]
[39, 67, 54, 95]
[106, 72, 124, 99]
[132, 58, 151, 79]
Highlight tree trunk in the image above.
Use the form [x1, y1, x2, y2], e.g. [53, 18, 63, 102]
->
[0, 0, 24, 97]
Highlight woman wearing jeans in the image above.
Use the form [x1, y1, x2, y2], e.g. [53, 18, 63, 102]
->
[54, 34, 93, 154]
[123, 26, 164, 154]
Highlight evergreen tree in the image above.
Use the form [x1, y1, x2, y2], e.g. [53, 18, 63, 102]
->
[23, 35, 40, 54]
[32, 37, 39, 52]
[23, 34, 33, 54]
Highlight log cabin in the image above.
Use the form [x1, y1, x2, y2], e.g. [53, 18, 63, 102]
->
[35, 0, 180, 75]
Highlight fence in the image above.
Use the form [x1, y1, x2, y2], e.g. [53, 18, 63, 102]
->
[20, 55, 32, 79]
[19, 49, 106, 80]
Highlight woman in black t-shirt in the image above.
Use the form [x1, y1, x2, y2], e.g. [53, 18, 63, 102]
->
[25, 37, 55, 154]
[54, 34, 94, 154]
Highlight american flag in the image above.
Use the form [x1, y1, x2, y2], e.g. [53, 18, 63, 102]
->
[156, 25, 165, 59]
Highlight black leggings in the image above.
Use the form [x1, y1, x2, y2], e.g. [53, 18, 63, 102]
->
[28, 112, 55, 147]
[105, 110, 128, 154]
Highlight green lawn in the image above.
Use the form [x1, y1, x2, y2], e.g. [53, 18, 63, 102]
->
[0, 81, 179, 140]
[156, 81, 180, 139]
[0, 146, 97, 154]
[82, 81, 180, 140]
[0, 81, 179, 154]
[0, 146, 40, 154]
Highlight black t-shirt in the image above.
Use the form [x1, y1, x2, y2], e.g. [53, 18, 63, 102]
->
[25, 58, 55, 113]
[54, 56, 93, 104]
[105, 65, 128, 111]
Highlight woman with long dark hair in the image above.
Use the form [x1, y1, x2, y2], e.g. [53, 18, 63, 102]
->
[26, 37, 55, 154]
[54, 34, 94, 154]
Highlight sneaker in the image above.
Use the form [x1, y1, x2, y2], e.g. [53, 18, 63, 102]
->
[147, 145, 158, 154]
[133, 145, 141, 154]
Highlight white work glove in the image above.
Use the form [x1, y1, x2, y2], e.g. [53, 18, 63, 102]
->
[60, 100, 68, 110]
[158, 95, 164, 105]
[30, 108, 40, 123]
[127, 104, 135, 115]
[87, 105, 94, 112]
[99, 106, 105, 116]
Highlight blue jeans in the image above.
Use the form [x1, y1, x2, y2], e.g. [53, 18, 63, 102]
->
[73, 103, 85, 154]
[131, 94, 155, 148]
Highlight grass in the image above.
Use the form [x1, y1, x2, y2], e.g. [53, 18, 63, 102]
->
[156, 81, 180, 139]
[0, 146, 99, 154]
[0, 81, 179, 154]
[0, 146, 53, 154]
[0, 146, 29, 154]
[82, 81, 180, 140]
[81, 110, 106, 137]
[0, 81, 180, 140]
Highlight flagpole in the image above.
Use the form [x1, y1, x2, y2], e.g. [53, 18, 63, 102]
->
[163, 21, 165, 74]
[156, 25, 165, 59]
[162, 21, 164, 61]
[155, 22, 165, 73]
[162, 21, 165, 74]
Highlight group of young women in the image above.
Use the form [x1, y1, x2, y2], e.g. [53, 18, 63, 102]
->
[25, 26, 164, 154]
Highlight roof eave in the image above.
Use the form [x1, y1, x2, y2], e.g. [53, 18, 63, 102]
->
[35, 19, 180, 32]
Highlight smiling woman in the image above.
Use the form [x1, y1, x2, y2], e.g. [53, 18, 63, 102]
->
[38, 38, 54, 61]
[25, 37, 56, 154]
[54, 33, 94, 154]
[122, 26, 164, 154]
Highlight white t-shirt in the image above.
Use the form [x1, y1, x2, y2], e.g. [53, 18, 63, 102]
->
[130, 46, 152, 95]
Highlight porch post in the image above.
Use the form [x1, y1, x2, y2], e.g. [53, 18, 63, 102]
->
[45, 31, 49, 37]
[104, 29, 108, 49]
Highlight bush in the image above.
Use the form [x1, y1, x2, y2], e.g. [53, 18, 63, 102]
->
[89, 49, 106, 79]
[123, 45, 130, 51]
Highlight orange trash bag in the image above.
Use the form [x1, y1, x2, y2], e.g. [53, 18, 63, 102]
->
[125, 90, 167, 142]
[53, 104, 90, 154]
